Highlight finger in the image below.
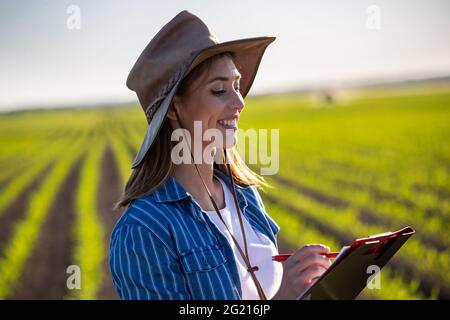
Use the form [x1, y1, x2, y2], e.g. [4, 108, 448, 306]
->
[291, 244, 331, 263]
[297, 253, 333, 273]
[298, 264, 328, 285]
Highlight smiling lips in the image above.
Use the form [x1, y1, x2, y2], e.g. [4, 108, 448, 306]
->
[218, 118, 237, 130]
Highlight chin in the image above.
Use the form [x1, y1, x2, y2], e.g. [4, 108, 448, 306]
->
[223, 135, 237, 149]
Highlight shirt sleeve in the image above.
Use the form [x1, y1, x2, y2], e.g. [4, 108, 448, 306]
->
[109, 223, 191, 300]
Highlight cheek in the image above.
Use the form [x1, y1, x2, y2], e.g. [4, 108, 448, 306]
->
[203, 98, 226, 127]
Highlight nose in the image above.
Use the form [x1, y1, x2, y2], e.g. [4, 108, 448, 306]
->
[230, 90, 245, 113]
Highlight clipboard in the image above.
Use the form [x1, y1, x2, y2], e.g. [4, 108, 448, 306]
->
[297, 226, 416, 300]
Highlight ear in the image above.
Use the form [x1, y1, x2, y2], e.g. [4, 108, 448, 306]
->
[166, 96, 180, 120]
[166, 96, 181, 121]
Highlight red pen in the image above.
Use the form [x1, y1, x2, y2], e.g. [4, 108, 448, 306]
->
[272, 252, 339, 262]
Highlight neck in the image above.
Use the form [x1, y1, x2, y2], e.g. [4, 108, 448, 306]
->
[171, 146, 224, 211]
[173, 161, 215, 194]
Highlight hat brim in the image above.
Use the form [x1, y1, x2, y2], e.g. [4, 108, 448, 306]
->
[131, 36, 276, 169]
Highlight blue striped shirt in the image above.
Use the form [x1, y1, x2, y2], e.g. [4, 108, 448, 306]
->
[109, 169, 281, 300]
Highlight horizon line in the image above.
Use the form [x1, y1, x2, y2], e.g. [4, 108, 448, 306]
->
[2, 73, 450, 115]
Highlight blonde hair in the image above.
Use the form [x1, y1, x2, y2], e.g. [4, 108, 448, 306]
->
[114, 52, 269, 210]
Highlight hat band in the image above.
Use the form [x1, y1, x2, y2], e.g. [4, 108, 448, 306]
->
[144, 58, 193, 122]
[145, 95, 166, 121]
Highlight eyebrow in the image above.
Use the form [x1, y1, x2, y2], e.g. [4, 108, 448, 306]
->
[207, 73, 242, 84]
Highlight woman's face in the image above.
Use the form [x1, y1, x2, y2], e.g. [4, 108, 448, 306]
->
[169, 56, 245, 155]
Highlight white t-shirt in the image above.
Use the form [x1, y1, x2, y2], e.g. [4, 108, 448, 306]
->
[203, 176, 283, 300]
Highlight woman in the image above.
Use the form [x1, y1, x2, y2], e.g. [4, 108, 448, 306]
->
[110, 10, 332, 300]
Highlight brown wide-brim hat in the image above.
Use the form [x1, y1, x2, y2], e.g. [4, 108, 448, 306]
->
[127, 10, 276, 169]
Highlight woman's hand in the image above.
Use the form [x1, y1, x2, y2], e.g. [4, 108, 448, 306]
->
[272, 244, 333, 300]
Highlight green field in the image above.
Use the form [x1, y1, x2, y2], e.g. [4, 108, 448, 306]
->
[0, 86, 449, 299]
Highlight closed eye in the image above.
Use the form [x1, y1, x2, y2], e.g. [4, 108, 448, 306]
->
[211, 90, 225, 96]
[211, 87, 241, 96]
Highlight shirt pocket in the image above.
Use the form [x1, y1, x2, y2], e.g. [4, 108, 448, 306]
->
[179, 244, 227, 273]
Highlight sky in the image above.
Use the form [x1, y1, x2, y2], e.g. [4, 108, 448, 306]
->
[0, 0, 449, 111]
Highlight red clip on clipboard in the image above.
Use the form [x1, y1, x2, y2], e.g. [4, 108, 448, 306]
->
[297, 226, 415, 300]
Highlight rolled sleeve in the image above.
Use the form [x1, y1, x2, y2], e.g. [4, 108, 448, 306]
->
[109, 223, 191, 300]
